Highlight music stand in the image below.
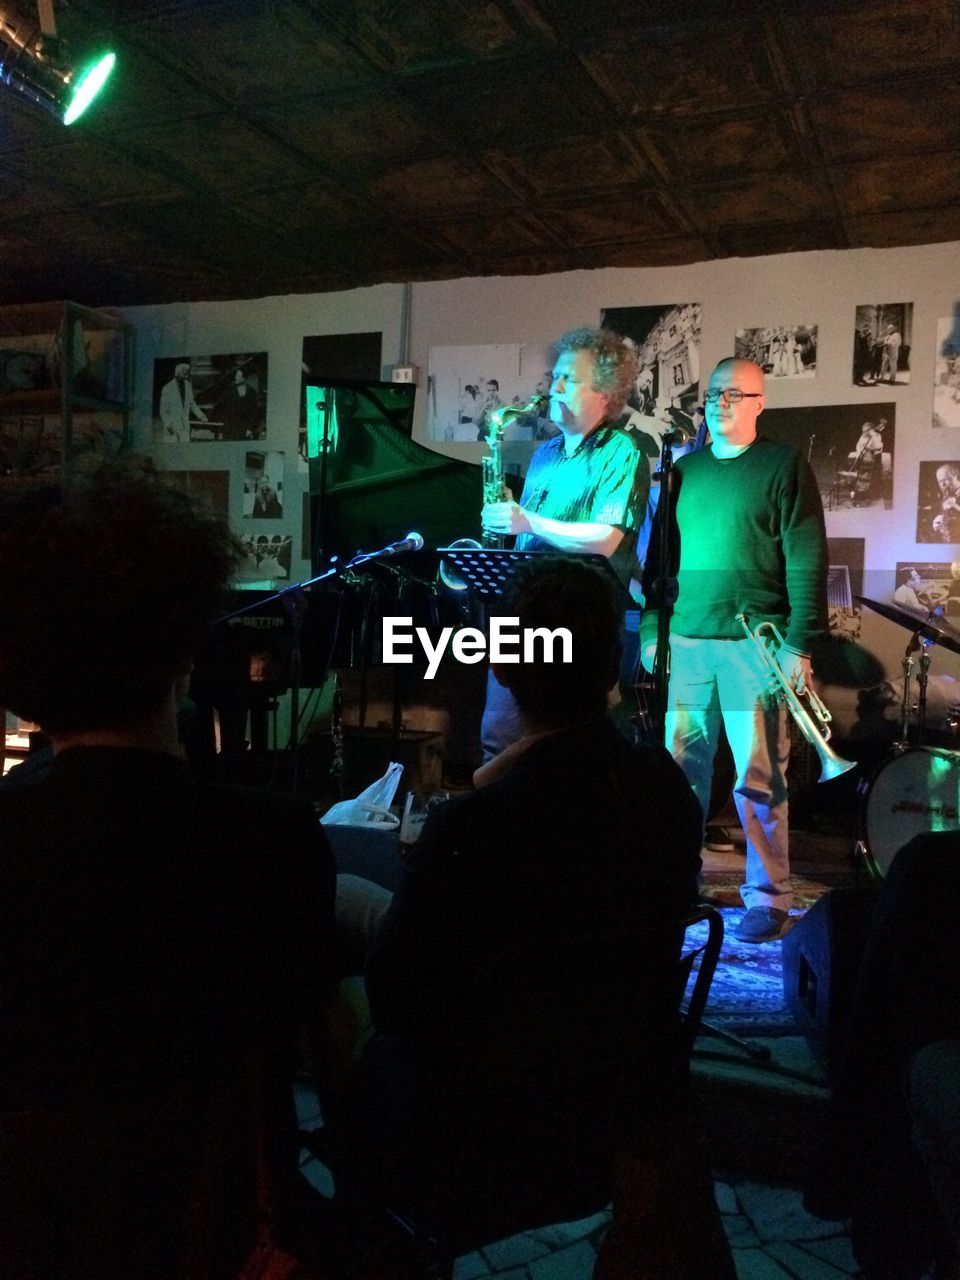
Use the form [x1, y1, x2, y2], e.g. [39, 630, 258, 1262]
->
[437, 545, 634, 612]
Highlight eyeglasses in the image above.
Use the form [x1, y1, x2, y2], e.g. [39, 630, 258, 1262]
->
[703, 388, 763, 404]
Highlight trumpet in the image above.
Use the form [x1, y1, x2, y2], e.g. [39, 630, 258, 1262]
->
[737, 613, 855, 783]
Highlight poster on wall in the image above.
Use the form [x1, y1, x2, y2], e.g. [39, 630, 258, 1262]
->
[152, 353, 268, 443]
[826, 536, 865, 641]
[233, 531, 293, 582]
[852, 303, 912, 386]
[243, 450, 285, 519]
[916, 461, 960, 543]
[158, 469, 230, 518]
[734, 325, 816, 379]
[427, 343, 553, 444]
[761, 403, 895, 511]
[892, 562, 960, 618]
[600, 303, 701, 452]
[932, 315, 960, 429]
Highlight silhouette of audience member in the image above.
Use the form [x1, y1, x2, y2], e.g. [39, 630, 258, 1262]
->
[329, 557, 731, 1277]
[0, 468, 335, 1279]
[809, 831, 960, 1280]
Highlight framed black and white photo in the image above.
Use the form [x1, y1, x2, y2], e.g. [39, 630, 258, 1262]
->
[152, 352, 268, 443]
[600, 303, 701, 454]
[761, 403, 895, 511]
[932, 316, 960, 430]
[243, 450, 284, 519]
[826, 536, 865, 641]
[735, 325, 817, 379]
[893, 562, 960, 618]
[233, 530, 293, 583]
[852, 304, 912, 386]
[427, 343, 552, 444]
[917, 460, 960, 544]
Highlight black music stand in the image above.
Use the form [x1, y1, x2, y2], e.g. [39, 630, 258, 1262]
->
[437, 545, 634, 612]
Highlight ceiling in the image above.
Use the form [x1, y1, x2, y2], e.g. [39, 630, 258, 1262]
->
[2, 0, 959, 308]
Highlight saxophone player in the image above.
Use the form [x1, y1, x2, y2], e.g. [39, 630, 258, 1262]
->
[479, 326, 649, 762]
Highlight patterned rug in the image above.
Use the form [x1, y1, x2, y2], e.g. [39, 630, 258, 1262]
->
[684, 906, 799, 1036]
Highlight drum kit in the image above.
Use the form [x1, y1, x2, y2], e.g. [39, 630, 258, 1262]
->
[854, 596, 960, 878]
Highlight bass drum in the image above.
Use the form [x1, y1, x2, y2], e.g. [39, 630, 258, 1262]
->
[861, 747, 960, 876]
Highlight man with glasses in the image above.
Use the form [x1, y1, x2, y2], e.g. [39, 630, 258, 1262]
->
[640, 358, 828, 943]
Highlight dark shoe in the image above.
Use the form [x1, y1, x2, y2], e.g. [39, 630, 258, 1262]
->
[734, 906, 791, 943]
[704, 824, 735, 852]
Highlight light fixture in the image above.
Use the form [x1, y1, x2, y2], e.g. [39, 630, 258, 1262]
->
[0, 2, 115, 125]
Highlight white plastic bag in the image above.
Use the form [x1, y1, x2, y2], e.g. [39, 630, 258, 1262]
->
[319, 762, 404, 828]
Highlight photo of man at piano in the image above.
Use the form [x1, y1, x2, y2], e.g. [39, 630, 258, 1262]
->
[479, 326, 649, 762]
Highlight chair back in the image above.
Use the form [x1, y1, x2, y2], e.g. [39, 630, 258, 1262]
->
[675, 904, 724, 1048]
[383, 904, 726, 1269]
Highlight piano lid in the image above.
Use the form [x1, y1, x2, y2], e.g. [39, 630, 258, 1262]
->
[306, 378, 491, 567]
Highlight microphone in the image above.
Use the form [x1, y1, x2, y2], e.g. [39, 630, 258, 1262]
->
[381, 532, 425, 555]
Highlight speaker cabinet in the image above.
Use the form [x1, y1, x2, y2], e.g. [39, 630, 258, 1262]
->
[782, 886, 880, 1080]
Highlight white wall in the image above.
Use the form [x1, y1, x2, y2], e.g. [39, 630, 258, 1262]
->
[123, 241, 960, 707]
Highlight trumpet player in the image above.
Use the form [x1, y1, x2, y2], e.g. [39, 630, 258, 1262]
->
[479, 326, 649, 762]
[640, 358, 828, 943]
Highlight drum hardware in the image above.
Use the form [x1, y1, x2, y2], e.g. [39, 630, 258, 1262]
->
[856, 595, 960, 748]
[736, 614, 856, 783]
[857, 746, 960, 879]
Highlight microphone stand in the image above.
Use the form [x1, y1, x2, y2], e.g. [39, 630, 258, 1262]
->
[215, 538, 424, 799]
[649, 424, 699, 739]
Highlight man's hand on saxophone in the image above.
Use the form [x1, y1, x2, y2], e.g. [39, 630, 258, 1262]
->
[481, 499, 531, 537]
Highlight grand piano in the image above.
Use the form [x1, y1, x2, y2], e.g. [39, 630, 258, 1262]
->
[188, 380, 494, 779]
[305, 377, 487, 563]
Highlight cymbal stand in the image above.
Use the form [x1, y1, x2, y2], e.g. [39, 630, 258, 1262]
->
[916, 641, 932, 744]
[897, 632, 922, 748]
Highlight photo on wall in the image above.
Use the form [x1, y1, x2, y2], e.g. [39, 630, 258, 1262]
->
[852, 303, 912, 386]
[735, 325, 817, 379]
[761, 403, 895, 511]
[893, 562, 960, 619]
[243, 450, 284, 519]
[233, 531, 293, 583]
[427, 343, 553, 444]
[932, 315, 960, 430]
[600, 303, 701, 452]
[152, 353, 268, 443]
[916, 460, 960, 544]
[158, 469, 230, 518]
[826, 536, 865, 641]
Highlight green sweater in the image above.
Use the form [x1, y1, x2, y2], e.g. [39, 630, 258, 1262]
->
[641, 436, 827, 653]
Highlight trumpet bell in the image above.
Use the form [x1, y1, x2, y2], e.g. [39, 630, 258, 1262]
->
[815, 742, 857, 784]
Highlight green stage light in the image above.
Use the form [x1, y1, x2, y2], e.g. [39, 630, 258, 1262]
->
[1, 5, 116, 125]
[63, 49, 114, 124]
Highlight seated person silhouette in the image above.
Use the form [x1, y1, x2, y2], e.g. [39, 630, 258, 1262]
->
[809, 830, 960, 1280]
[329, 556, 732, 1277]
[0, 468, 335, 1280]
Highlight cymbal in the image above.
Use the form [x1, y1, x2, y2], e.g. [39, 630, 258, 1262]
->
[856, 595, 960, 655]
